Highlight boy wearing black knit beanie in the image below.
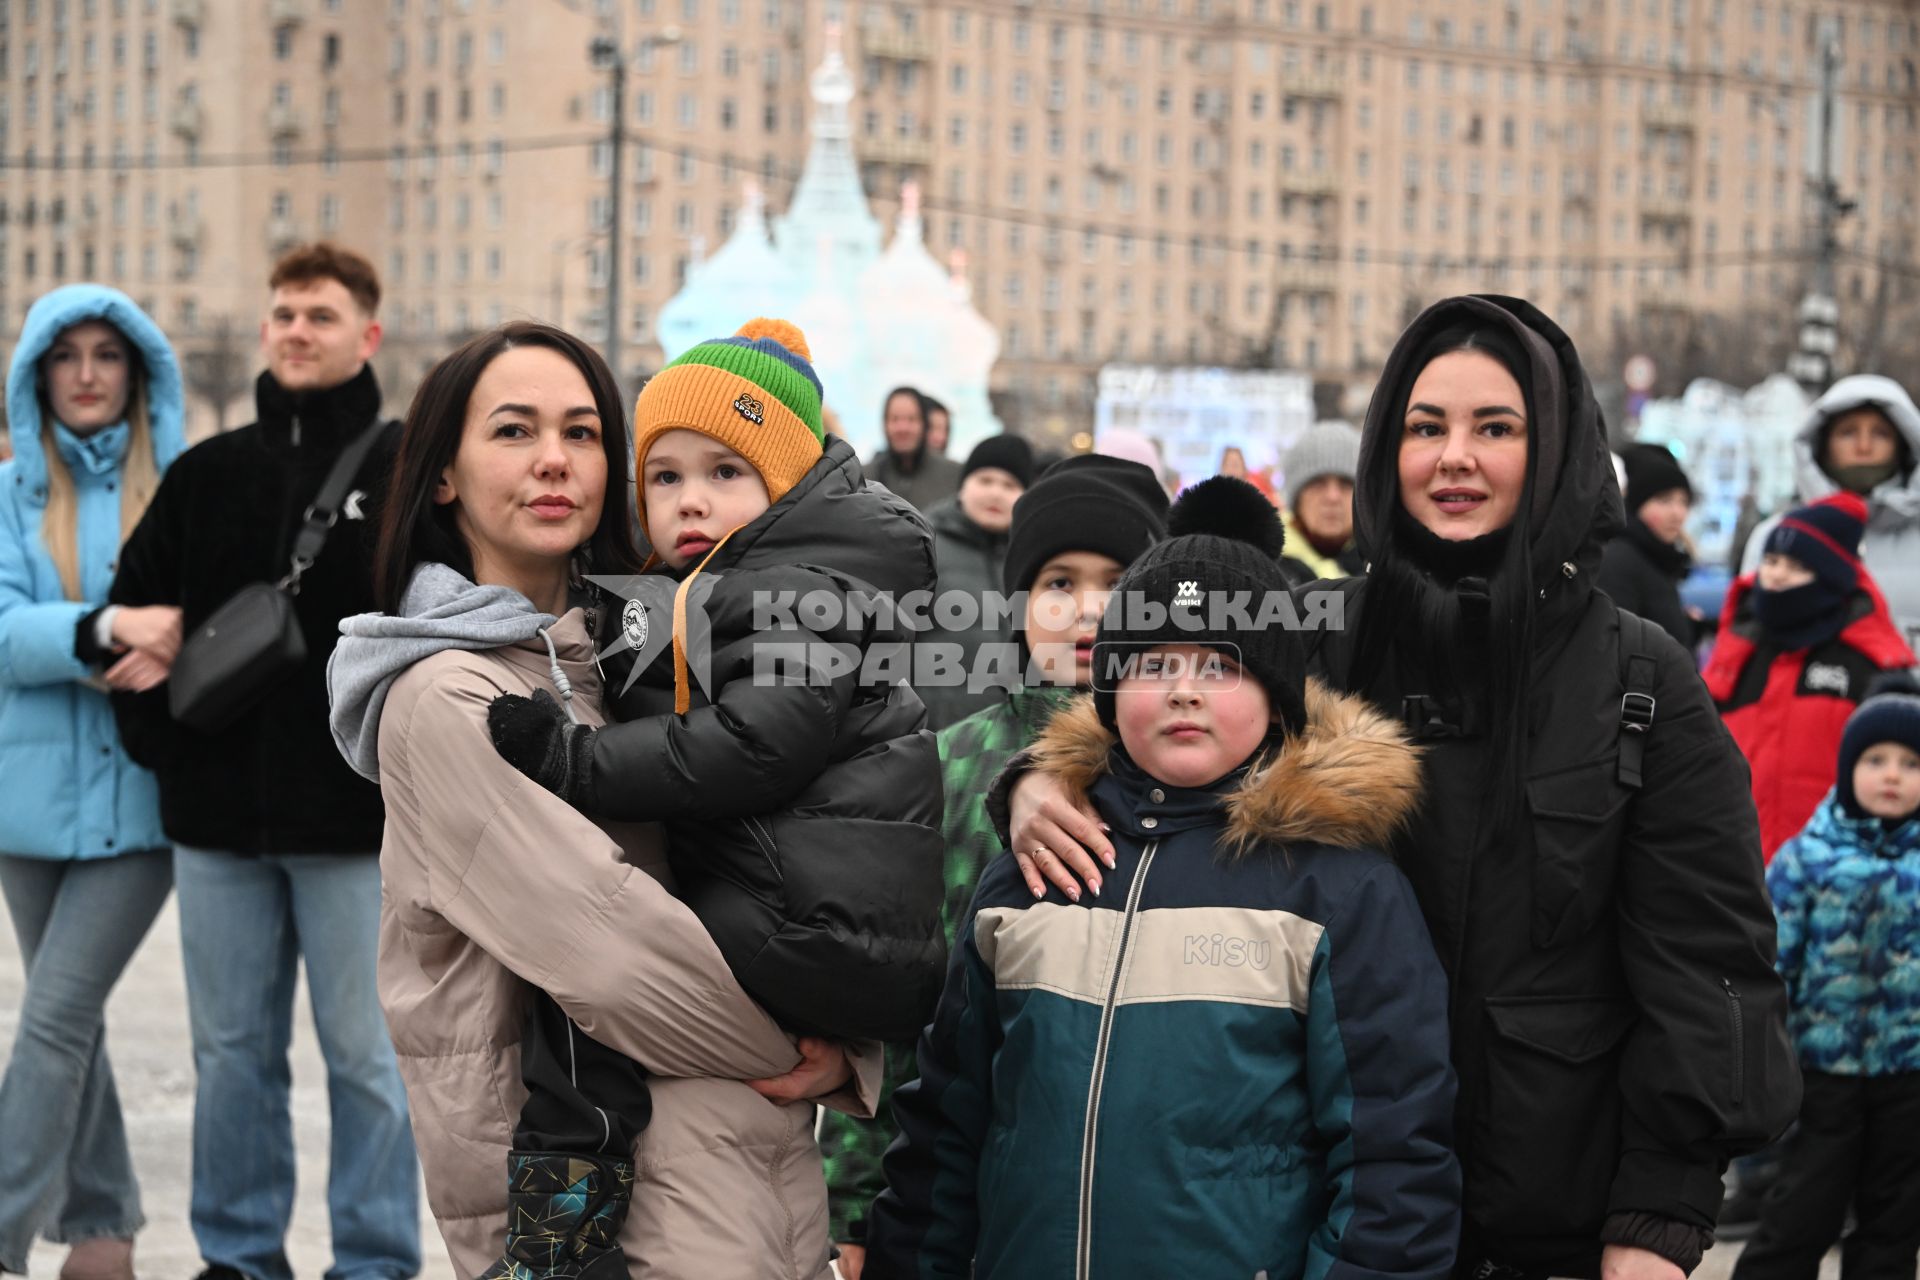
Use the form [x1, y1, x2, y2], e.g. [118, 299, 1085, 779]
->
[821, 453, 1167, 1268]
[864, 477, 1460, 1280]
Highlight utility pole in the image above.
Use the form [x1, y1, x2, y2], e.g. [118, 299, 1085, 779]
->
[589, 30, 627, 391]
[591, 23, 680, 395]
[1788, 23, 1853, 391]
[607, 45, 628, 393]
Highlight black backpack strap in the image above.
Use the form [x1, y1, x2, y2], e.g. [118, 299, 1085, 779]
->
[1616, 610, 1660, 790]
[281, 418, 390, 593]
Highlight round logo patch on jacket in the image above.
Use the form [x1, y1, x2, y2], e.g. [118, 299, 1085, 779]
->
[622, 598, 649, 652]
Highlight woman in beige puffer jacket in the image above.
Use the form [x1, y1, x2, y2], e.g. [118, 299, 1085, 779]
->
[326, 323, 879, 1280]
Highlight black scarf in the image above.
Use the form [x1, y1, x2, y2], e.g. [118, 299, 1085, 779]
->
[1751, 579, 1852, 651]
[1623, 517, 1693, 581]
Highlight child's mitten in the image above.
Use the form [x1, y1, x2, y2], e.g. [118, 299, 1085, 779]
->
[487, 689, 596, 805]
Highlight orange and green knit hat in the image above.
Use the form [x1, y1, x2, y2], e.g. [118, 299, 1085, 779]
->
[633, 318, 825, 508]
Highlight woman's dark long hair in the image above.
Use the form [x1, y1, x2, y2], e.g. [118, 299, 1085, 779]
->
[1350, 323, 1549, 836]
[375, 321, 645, 614]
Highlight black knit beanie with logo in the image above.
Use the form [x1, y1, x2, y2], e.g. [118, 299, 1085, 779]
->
[1091, 476, 1307, 736]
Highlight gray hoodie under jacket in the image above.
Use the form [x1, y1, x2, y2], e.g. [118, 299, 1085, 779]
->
[328, 562, 565, 783]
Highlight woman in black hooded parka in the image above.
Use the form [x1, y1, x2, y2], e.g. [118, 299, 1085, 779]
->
[998, 297, 1799, 1279]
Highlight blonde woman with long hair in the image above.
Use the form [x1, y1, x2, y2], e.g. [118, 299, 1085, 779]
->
[0, 285, 187, 1280]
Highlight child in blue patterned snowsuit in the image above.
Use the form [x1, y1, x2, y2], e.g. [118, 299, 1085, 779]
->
[1732, 688, 1920, 1279]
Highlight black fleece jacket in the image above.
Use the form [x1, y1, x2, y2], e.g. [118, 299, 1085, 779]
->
[109, 365, 397, 855]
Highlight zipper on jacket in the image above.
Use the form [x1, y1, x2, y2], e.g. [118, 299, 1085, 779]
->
[1721, 978, 1745, 1105]
[291, 413, 302, 447]
[1076, 838, 1159, 1280]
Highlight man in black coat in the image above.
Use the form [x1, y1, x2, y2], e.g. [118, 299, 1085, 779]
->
[109, 244, 418, 1280]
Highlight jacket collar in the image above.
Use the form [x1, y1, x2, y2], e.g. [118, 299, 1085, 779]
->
[54, 421, 131, 480]
[1621, 517, 1693, 580]
[927, 495, 1005, 550]
[1808, 793, 1920, 859]
[253, 363, 382, 448]
[1029, 681, 1424, 857]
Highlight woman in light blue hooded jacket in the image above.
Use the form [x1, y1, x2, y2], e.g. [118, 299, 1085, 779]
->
[0, 285, 187, 1280]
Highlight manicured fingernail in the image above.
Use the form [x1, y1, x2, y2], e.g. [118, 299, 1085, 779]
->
[1031, 883, 1046, 899]
[1103, 851, 1117, 869]
[1099, 823, 1112, 832]
[1089, 879, 1102, 897]
[1066, 885, 1081, 903]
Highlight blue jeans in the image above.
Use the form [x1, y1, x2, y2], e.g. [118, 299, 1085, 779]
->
[174, 847, 419, 1280]
[0, 850, 173, 1274]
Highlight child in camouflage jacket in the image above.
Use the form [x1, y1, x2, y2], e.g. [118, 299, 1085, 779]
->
[820, 454, 1167, 1266]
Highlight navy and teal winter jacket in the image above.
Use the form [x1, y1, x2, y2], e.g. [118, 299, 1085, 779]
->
[0, 285, 185, 860]
[1768, 792, 1920, 1076]
[865, 683, 1460, 1280]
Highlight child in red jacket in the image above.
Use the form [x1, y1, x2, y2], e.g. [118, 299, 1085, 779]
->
[1704, 493, 1917, 860]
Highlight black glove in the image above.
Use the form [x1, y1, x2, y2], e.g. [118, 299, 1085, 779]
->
[487, 689, 596, 806]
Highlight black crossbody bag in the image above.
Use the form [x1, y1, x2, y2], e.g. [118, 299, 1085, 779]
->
[168, 420, 387, 733]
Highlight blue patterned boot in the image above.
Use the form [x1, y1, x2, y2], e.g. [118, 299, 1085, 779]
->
[477, 1150, 635, 1280]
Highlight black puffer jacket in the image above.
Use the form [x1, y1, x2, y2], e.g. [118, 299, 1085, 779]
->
[1311, 297, 1797, 1276]
[587, 438, 947, 1043]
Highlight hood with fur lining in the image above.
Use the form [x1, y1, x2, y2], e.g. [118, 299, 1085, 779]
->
[1030, 679, 1423, 856]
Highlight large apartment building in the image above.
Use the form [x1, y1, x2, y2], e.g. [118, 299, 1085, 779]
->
[2, 0, 1915, 437]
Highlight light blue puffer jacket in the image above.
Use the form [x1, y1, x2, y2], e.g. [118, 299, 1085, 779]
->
[0, 285, 186, 859]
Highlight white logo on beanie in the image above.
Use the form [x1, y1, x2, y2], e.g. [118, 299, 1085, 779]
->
[1175, 580, 1201, 607]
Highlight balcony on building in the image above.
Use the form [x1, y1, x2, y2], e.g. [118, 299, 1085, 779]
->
[1638, 193, 1692, 224]
[269, 0, 305, 27]
[268, 103, 304, 138]
[1640, 280, 1693, 314]
[171, 0, 205, 28]
[858, 134, 933, 167]
[169, 100, 205, 139]
[1273, 260, 1339, 294]
[1278, 173, 1340, 201]
[169, 210, 204, 247]
[858, 25, 931, 61]
[1279, 71, 1344, 101]
[266, 216, 303, 252]
[1644, 104, 1696, 134]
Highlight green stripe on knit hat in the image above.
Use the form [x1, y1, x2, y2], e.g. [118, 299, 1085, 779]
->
[665, 319, 824, 440]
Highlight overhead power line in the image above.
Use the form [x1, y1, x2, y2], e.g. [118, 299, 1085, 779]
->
[5, 128, 1898, 278]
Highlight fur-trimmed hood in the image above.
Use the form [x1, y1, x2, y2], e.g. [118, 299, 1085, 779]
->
[1030, 679, 1423, 855]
